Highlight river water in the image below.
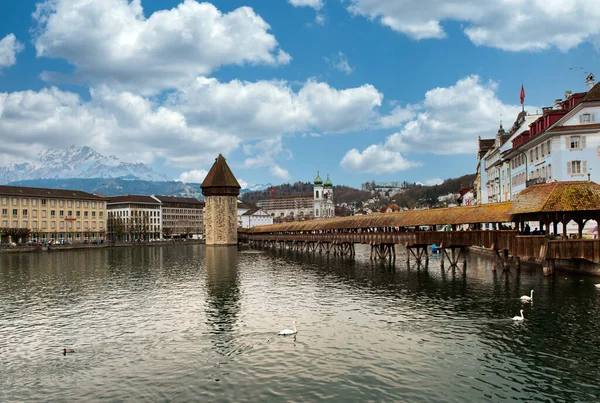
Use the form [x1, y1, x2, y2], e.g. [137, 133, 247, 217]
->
[1, 244, 600, 402]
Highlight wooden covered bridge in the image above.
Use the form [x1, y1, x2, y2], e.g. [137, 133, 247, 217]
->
[239, 182, 600, 275]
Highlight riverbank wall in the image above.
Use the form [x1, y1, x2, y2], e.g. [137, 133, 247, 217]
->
[0, 240, 206, 254]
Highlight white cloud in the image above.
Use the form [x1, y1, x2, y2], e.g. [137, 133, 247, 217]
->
[168, 77, 383, 137]
[270, 164, 291, 180]
[177, 169, 208, 183]
[425, 178, 443, 186]
[0, 34, 24, 71]
[0, 86, 238, 168]
[0, 76, 383, 171]
[32, 0, 290, 94]
[315, 13, 326, 25]
[383, 75, 525, 155]
[326, 52, 353, 75]
[344, 0, 600, 51]
[340, 145, 421, 174]
[289, 0, 324, 10]
[340, 74, 533, 174]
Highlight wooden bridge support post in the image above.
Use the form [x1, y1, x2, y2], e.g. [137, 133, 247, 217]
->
[543, 259, 555, 276]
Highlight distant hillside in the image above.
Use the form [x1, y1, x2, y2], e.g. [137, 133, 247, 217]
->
[8, 178, 203, 198]
[241, 174, 476, 209]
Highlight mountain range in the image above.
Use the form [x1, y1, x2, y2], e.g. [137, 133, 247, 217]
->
[1, 146, 272, 197]
[0, 146, 169, 184]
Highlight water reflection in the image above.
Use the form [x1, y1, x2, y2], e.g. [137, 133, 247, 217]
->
[204, 246, 240, 358]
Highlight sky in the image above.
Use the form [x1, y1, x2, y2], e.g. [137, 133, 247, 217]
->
[0, 0, 599, 189]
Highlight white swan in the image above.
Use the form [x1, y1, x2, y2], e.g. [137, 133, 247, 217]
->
[520, 290, 534, 302]
[512, 310, 525, 321]
[279, 320, 297, 335]
[595, 284, 600, 289]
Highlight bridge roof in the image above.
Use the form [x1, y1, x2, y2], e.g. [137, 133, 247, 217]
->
[249, 202, 513, 233]
[510, 181, 600, 215]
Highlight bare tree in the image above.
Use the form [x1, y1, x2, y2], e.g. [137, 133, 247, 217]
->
[3, 228, 31, 244]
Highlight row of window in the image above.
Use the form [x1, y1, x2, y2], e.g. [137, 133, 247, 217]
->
[108, 210, 161, 217]
[0, 197, 104, 208]
[1, 220, 104, 229]
[1, 209, 104, 218]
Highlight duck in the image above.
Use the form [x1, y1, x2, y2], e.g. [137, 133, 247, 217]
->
[63, 348, 75, 355]
[520, 290, 534, 302]
[512, 310, 525, 321]
[279, 320, 297, 336]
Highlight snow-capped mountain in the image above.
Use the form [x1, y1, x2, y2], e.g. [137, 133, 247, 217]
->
[0, 146, 169, 184]
[244, 183, 272, 192]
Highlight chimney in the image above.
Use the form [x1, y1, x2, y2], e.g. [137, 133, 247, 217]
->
[586, 73, 595, 91]
[565, 90, 572, 99]
[554, 99, 562, 110]
[542, 106, 553, 115]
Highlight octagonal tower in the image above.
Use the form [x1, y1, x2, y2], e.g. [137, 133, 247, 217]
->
[201, 154, 241, 245]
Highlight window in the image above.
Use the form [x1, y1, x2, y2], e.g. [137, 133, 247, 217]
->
[60, 210, 64, 217]
[530, 150, 534, 161]
[12, 198, 17, 206]
[59, 200, 64, 207]
[32, 210, 37, 218]
[32, 221, 37, 228]
[92, 201, 96, 208]
[582, 113, 591, 123]
[535, 147, 539, 160]
[51, 210, 56, 217]
[1, 220, 6, 227]
[84, 201, 88, 208]
[60, 222, 65, 229]
[22, 220, 28, 227]
[570, 160, 582, 175]
[42, 210, 47, 218]
[22, 209, 27, 216]
[547, 141, 551, 155]
[99, 212, 103, 218]
[68, 200, 72, 207]
[84, 211, 88, 218]
[68, 211, 73, 217]
[42, 221, 46, 229]
[41, 199, 47, 206]
[32, 199, 37, 207]
[50, 200, 55, 207]
[570, 136, 580, 149]
[541, 143, 545, 157]
[1, 208, 6, 216]
[76, 201, 80, 208]
[76, 211, 81, 217]
[92, 211, 96, 217]
[547, 164, 552, 180]
[99, 202, 103, 208]
[51, 221, 56, 229]
[1, 197, 6, 205]
[12, 209, 17, 216]
[23, 199, 28, 206]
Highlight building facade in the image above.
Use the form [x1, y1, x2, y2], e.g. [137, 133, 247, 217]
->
[239, 209, 274, 228]
[152, 195, 204, 239]
[106, 195, 161, 242]
[0, 185, 106, 243]
[257, 172, 335, 222]
[477, 74, 600, 205]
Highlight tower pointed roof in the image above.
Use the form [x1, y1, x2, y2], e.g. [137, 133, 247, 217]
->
[314, 171, 323, 185]
[201, 154, 241, 197]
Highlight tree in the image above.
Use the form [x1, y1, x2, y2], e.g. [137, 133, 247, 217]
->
[162, 226, 173, 239]
[3, 228, 31, 244]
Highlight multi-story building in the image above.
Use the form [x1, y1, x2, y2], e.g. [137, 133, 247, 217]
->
[0, 185, 106, 243]
[477, 73, 600, 204]
[106, 195, 161, 242]
[151, 195, 204, 239]
[239, 209, 274, 228]
[257, 172, 335, 222]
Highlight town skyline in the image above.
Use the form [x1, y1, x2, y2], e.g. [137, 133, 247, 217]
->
[1, 0, 598, 188]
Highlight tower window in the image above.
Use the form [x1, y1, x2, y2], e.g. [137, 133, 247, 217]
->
[316, 190, 319, 199]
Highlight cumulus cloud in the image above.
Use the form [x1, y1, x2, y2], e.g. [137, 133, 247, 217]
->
[383, 75, 525, 155]
[177, 169, 208, 183]
[340, 75, 531, 174]
[32, 0, 290, 94]
[0, 34, 24, 71]
[289, 0, 324, 10]
[168, 77, 383, 138]
[270, 164, 291, 180]
[344, 0, 600, 51]
[326, 52, 353, 75]
[340, 145, 421, 174]
[0, 86, 237, 168]
[425, 178, 444, 186]
[0, 76, 384, 173]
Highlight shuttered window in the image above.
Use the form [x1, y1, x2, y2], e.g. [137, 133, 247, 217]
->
[568, 160, 586, 175]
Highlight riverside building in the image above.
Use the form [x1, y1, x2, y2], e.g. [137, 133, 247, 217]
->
[106, 195, 161, 242]
[0, 185, 106, 243]
[256, 172, 335, 222]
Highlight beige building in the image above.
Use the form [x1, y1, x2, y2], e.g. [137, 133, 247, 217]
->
[106, 195, 161, 242]
[0, 185, 107, 244]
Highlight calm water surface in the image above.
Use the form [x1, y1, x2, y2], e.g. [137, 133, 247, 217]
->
[1, 244, 600, 402]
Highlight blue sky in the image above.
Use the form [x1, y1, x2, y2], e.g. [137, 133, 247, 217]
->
[1, 0, 599, 188]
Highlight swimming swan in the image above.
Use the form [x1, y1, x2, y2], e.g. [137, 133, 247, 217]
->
[279, 320, 297, 335]
[595, 284, 600, 289]
[520, 290, 534, 302]
[512, 310, 525, 321]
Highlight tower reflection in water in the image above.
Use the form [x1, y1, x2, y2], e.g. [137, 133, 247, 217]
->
[204, 246, 240, 357]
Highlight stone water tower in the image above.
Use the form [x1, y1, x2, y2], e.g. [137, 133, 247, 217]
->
[201, 154, 241, 245]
